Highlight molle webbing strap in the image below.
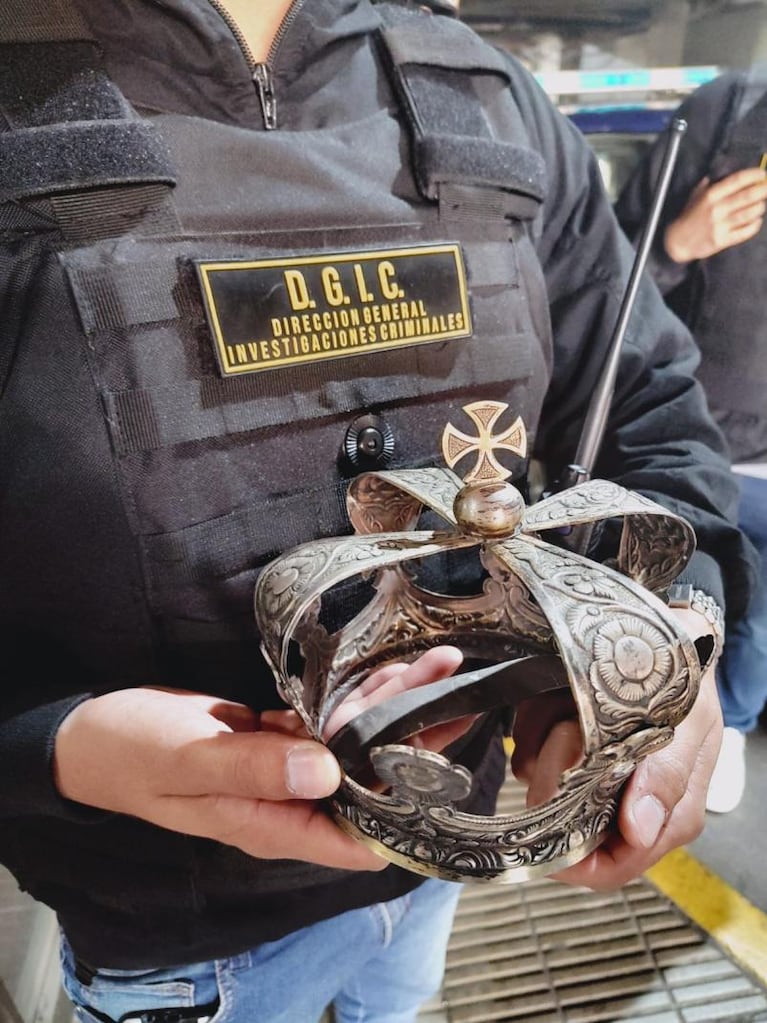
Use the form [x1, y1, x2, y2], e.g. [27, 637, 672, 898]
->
[142, 487, 351, 587]
[102, 335, 528, 454]
[66, 260, 182, 334]
[0, 0, 91, 44]
[49, 186, 181, 243]
[376, 4, 546, 216]
[0, 7, 178, 239]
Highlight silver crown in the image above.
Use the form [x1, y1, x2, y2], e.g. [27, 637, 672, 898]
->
[255, 401, 708, 882]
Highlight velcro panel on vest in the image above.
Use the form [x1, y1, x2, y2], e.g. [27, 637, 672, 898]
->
[377, 6, 546, 213]
[0, 42, 125, 128]
[382, 19, 511, 77]
[0, 0, 92, 44]
[0, 41, 174, 201]
[0, 39, 177, 238]
[419, 138, 546, 217]
[0, 122, 175, 203]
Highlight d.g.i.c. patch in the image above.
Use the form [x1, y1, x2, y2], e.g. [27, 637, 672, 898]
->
[196, 244, 472, 376]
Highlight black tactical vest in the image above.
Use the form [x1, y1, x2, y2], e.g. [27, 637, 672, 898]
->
[0, 2, 552, 712]
[683, 74, 767, 462]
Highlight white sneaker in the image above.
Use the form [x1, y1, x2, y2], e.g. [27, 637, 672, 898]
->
[706, 726, 746, 813]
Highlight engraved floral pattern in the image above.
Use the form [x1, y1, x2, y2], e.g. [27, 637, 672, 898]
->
[593, 617, 673, 703]
[255, 462, 701, 882]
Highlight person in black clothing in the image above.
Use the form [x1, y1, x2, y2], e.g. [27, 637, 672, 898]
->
[0, 2, 756, 1021]
[615, 69, 767, 814]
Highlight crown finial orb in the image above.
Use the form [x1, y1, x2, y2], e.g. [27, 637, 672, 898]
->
[453, 479, 525, 539]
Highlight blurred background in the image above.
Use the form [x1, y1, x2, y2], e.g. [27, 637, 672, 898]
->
[465, 0, 760, 197]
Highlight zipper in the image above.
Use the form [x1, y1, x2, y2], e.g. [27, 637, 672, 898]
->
[264, 0, 306, 67]
[206, 0, 307, 131]
[253, 63, 277, 130]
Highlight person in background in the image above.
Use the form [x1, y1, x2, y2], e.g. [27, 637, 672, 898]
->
[616, 67, 767, 813]
[0, 3, 757, 1022]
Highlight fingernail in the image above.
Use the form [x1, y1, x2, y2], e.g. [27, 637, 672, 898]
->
[632, 794, 667, 848]
[286, 745, 340, 798]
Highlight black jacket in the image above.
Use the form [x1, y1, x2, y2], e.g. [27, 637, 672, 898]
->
[0, 0, 756, 968]
[615, 71, 767, 463]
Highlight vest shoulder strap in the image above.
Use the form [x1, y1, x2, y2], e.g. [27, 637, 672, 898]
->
[0, 0, 178, 240]
[375, 1, 546, 220]
[0, 0, 90, 44]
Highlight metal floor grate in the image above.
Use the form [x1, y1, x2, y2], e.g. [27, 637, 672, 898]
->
[438, 780, 767, 1023]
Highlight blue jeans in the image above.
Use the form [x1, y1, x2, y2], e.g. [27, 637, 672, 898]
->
[718, 473, 767, 732]
[60, 878, 462, 1023]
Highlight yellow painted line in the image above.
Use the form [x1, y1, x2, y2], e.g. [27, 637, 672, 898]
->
[646, 847, 767, 985]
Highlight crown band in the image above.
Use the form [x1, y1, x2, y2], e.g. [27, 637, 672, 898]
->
[255, 467, 709, 882]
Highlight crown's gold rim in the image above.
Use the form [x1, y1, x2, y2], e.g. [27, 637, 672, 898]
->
[331, 808, 607, 883]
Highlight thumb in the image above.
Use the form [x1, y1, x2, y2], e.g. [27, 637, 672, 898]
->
[174, 731, 342, 802]
[617, 743, 693, 850]
[618, 667, 721, 851]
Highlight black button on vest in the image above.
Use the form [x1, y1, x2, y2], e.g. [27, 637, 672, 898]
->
[344, 414, 395, 471]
